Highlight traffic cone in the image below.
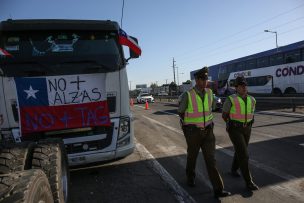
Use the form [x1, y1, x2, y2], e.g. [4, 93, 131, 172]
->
[145, 100, 149, 110]
[130, 98, 134, 107]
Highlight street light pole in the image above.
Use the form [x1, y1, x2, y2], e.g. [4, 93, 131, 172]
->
[264, 30, 278, 52]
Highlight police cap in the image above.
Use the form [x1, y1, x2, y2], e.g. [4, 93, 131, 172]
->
[194, 66, 209, 80]
[234, 76, 247, 86]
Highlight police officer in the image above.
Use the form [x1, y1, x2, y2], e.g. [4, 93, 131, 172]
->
[222, 76, 259, 191]
[178, 67, 231, 198]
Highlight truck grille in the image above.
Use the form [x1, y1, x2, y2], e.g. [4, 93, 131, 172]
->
[21, 125, 114, 154]
[63, 125, 114, 154]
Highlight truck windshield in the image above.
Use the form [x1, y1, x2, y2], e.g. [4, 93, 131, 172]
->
[0, 30, 123, 76]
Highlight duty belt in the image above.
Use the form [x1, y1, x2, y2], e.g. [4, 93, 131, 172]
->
[184, 124, 213, 130]
[230, 121, 252, 128]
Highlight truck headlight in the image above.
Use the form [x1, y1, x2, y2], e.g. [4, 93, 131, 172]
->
[118, 117, 130, 139]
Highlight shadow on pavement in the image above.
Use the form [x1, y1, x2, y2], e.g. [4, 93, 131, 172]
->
[69, 133, 304, 203]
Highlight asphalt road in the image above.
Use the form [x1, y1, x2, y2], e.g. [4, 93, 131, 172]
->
[69, 101, 304, 203]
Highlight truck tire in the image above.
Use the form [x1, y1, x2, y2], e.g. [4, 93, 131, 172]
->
[32, 138, 69, 203]
[0, 142, 35, 174]
[0, 169, 54, 203]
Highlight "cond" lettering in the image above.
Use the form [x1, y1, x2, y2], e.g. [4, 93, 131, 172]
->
[276, 65, 304, 77]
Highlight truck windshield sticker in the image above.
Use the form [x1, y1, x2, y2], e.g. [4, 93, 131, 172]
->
[30, 33, 80, 56]
[4, 45, 19, 51]
[14, 73, 111, 135]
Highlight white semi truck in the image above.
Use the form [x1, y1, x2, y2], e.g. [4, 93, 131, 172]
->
[0, 19, 141, 202]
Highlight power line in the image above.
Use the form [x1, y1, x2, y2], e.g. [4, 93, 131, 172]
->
[175, 2, 304, 61]
[178, 16, 304, 67]
[181, 24, 304, 67]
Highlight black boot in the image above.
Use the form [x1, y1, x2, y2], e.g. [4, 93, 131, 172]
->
[247, 182, 259, 190]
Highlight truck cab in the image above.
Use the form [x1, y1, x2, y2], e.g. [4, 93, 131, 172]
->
[0, 19, 140, 166]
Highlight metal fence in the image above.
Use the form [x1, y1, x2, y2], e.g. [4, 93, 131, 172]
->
[153, 96, 304, 113]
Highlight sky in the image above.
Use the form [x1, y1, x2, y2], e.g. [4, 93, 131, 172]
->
[1, 0, 304, 89]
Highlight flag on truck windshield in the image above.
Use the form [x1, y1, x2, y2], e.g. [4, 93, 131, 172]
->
[14, 73, 111, 135]
[119, 29, 142, 56]
[0, 48, 12, 57]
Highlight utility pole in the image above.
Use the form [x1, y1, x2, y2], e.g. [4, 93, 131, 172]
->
[172, 58, 176, 84]
[165, 79, 168, 84]
[176, 67, 179, 86]
[129, 81, 132, 90]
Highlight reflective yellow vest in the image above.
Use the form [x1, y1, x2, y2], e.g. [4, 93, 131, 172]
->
[228, 94, 256, 123]
[184, 88, 213, 128]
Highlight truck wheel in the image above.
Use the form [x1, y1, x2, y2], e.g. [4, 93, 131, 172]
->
[32, 139, 69, 203]
[0, 169, 54, 203]
[0, 142, 35, 174]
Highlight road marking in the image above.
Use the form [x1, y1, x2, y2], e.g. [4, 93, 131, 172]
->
[135, 138, 196, 203]
[144, 114, 297, 181]
[155, 144, 213, 190]
[143, 115, 183, 135]
[142, 115, 222, 190]
[142, 115, 304, 201]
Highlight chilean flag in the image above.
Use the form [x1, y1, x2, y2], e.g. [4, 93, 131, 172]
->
[119, 29, 142, 56]
[14, 73, 111, 135]
[0, 48, 12, 57]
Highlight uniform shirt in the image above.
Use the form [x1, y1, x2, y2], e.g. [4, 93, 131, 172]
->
[178, 86, 216, 114]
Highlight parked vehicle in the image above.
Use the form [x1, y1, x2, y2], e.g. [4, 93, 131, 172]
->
[0, 18, 141, 202]
[213, 94, 223, 111]
[137, 93, 155, 103]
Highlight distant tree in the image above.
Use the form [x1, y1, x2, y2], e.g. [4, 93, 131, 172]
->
[169, 82, 177, 95]
[150, 83, 158, 89]
[129, 89, 141, 98]
[150, 83, 158, 94]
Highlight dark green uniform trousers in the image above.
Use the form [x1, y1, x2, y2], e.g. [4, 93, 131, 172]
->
[184, 125, 224, 191]
[228, 125, 253, 184]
